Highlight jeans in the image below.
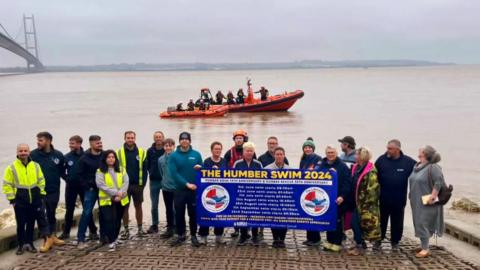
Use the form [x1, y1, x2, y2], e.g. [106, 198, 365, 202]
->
[271, 228, 288, 241]
[149, 180, 162, 226]
[77, 189, 98, 242]
[174, 189, 197, 236]
[351, 209, 364, 245]
[45, 191, 60, 235]
[63, 182, 97, 236]
[99, 202, 125, 244]
[380, 201, 405, 244]
[306, 230, 321, 243]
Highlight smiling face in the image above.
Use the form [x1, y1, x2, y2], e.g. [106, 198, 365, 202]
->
[274, 149, 285, 165]
[267, 138, 278, 153]
[303, 146, 313, 156]
[124, 132, 136, 147]
[325, 147, 337, 162]
[180, 138, 190, 149]
[90, 139, 103, 152]
[106, 152, 116, 167]
[37, 136, 50, 150]
[153, 132, 164, 145]
[243, 147, 254, 161]
[17, 144, 30, 160]
[234, 135, 245, 147]
[69, 140, 81, 152]
[211, 144, 222, 158]
[164, 143, 175, 154]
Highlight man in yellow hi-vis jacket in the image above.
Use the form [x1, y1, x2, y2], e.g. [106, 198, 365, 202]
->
[2, 144, 51, 255]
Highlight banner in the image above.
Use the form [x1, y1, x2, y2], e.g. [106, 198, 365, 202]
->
[196, 168, 338, 231]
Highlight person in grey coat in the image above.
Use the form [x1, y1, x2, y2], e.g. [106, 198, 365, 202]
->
[408, 145, 445, 258]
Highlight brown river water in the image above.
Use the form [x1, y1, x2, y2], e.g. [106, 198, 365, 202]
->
[0, 65, 479, 211]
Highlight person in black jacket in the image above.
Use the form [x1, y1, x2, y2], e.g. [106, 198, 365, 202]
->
[258, 136, 289, 167]
[59, 135, 98, 240]
[315, 145, 353, 252]
[76, 135, 103, 249]
[374, 139, 416, 250]
[146, 131, 165, 234]
[30, 131, 65, 247]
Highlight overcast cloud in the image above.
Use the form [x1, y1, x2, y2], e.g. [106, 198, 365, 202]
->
[1, 0, 479, 66]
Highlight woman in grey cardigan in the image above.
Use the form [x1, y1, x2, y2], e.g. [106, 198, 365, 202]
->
[408, 145, 445, 258]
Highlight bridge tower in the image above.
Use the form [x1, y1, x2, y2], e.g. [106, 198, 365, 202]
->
[23, 14, 40, 71]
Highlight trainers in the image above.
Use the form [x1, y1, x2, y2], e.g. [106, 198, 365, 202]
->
[77, 241, 88, 250]
[237, 237, 248, 246]
[88, 233, 100, 241]
[252, 237, 260, 246]
[24, 243, 37, 253]
[160, 228, 175, 239]
[277, 241, 286, 249]
[215, 235, 226, 245]
[373, 241, 382, 251]
[199, 236, 208, 245]
[272, 240, 280, 248]
[147, 225, 158, 234]
[108, 242, 116, 252]
[15, 246, 24, 255]
[324, 242, 341, 252]
[115, 239, 124, 245]
[58, 233, 70, 240]
[170, 235, 186, 247]
[191, 236, 201, 247]
[303, 240, 320, 247]
[391, 243, 400, 251]
[137, 227, 145, 237]
[230, 228, 239, 238]
[120, 229, 130, 240]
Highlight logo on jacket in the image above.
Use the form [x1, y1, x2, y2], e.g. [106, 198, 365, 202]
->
[201, 185, 229, 213]
[67, 160, 74, 166]
[52, 158, 60, 165]
[300, 187, 330, 216]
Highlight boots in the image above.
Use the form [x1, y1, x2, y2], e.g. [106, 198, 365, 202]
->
[52, 235, 65, 246]
[40, 237, 54, 253]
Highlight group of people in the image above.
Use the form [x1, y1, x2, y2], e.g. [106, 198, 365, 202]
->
[176, 86, 270, 111]
[3, 129, 446, 259]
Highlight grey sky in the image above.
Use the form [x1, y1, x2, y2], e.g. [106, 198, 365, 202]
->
[1, 0, 479, 67]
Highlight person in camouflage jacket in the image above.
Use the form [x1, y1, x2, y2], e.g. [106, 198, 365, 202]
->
[349, 147, 381, 255]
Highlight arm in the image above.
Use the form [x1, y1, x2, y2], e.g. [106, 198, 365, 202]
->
[158, 156, 164, 178]
[120, 170, 129, 195]
[168, 154, 188, 187]
[142, 157, 148, 185]
[429, 164, 445, 202]
[2, 167, 16, 204]
[95, 171, 118, 197]
[35, 163, 46, 196]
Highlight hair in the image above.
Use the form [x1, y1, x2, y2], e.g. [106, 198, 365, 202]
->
[356, 147, 372, 162]
[36, 131, 53, 141]
[273, 146, 285, 155]
[89, 135, 101, 142]
[388, 139, 401, 149]
[99, 150, 120, 173]
[154, 131, 164, 137]
[210, 141, 223, 150]
[267, 136, 278, 142]
[422, 145, 441, 164]
[69, 135, 83, 144]
[124, 131, 136, 138]
[163, 138, 175, 146]
[243, 142, 255, 151]
[325, 145, 337, 153]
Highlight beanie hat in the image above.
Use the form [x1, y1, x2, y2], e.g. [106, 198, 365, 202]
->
[302, 138, 315, 151]
[179, 132, 191, 142]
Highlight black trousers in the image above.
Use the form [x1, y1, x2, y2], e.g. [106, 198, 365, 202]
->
[15, 198, 49, 245]
[45, 191, 60, 235]
[174, 189, 197, 236]
[198, 226, 224, 237]
[240, 227, 258, 239]
[380, 201, 405, 244]
[271, 228, 287, 241]
[99, 202, 125, 244]
[162, 190, 175, 229]
[326, 212, 344, 246]
[306, 230, 321, 242]
[63, 182, 97, 235]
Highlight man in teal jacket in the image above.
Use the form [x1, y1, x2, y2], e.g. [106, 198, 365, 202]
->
[168, 132, 203, 247]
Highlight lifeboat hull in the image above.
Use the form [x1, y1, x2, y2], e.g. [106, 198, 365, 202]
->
[218, 90, 304, 113]
[160, 107, 228, 118]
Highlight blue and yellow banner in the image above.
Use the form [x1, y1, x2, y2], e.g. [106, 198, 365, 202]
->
[196, 169, 338, 230]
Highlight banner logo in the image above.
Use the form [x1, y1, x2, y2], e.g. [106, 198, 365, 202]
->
[300, 187, 330, 216]
[201, 185, 230, 213]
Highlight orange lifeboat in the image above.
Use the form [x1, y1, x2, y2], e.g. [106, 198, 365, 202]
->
[160, 106, 228, 118]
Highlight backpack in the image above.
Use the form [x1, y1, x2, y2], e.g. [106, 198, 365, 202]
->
[428, 165, 453, 205]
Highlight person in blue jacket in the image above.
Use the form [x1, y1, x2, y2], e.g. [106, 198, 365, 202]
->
[315, 145, 353, 252]
[233, 142, 263, 246]
[298, 137, 322, 246]
[168, 132, 203, 247]
[198, 141, 227, 245]
[30, 131, 66, 247]
[374, 139, 416, 250]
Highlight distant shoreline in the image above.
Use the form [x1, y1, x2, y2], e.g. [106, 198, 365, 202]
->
[0, 59, 453, 73]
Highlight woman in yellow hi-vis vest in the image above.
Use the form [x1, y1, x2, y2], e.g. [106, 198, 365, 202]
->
[95, 150, 129, 252]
